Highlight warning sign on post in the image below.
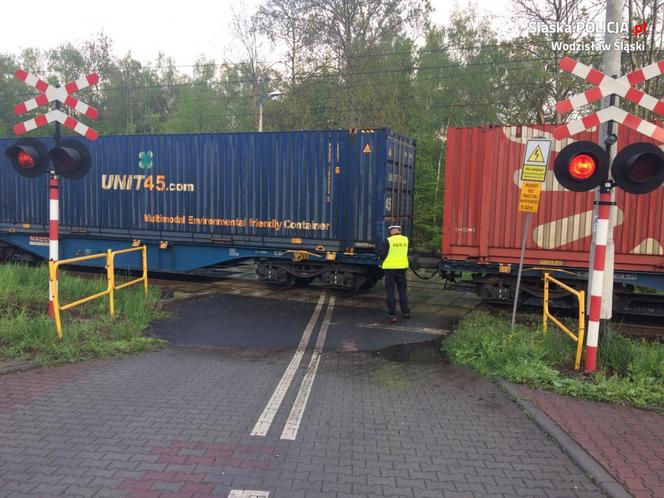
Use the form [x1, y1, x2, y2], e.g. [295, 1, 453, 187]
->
[520, 139, 551, 183]
[527, 145, 546, 163]
[522, 164, 547, 182]
[517, 139, 551, 212]
[512, 139, 552, 330]
[519, 182, 542, 212]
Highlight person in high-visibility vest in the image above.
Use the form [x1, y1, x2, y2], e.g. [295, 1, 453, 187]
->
[379, 224, 410, 323]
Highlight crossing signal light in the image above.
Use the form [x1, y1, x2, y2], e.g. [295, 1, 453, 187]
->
[49, 139, 91, 179]
[4, 137, 49, 177]
[612, 142, 664, 195]
[554, 141, 609, 192]
[568, 153, 596, 179]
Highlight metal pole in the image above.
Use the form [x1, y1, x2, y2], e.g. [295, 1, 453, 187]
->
[48, 101, 61, 317]
[54, 100, 61, 145]
[258, 102, 263, 132]
[601, 92, 618, 338]
[586, 187, 612, 372]
[47, 176, 59, 317]
[142, 245, 148, 298]
[107, 249, 114, 318]
[543, 272, 549, 334]
[511, 213, 530, 331]
[587, 0, 621, 353]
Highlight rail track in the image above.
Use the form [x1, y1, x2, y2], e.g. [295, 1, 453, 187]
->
[483, 301, 664, 339]
[612, 320, 664, 340]
[11, 259, 664, 338]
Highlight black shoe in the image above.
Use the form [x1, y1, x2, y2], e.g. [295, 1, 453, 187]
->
[403, 313, 411, 318]
[389, 315, 398, 323]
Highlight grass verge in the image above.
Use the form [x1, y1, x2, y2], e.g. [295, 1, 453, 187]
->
[0, 263, 166, 365]
[443, 311, 664, 412]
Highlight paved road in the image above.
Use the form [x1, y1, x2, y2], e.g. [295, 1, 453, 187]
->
[154, 293, 453, 352]
[0, 288, 604, 497]
[518, 385, 663, 498]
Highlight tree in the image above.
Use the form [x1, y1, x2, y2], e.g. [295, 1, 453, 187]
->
[164, 85, 227, 133]
[228, 7, 280, 130]
[100, 52, 171, 134]
[625, 0, 664, 119]
[0, 53, 26, 136]
[510, 0, 603, 123]
[306, 0, 430, 72]
[255, 0, 318, 86]
[47, 43, 86, 84]
[150, 54, 184, 129]
[303, 0, 430, 123]
[443, 7, 502, 126]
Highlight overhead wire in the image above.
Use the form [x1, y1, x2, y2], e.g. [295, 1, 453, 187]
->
[2, 76, 562, 125]
[2, 43, 659, 129]
[1, 54, 599, 99]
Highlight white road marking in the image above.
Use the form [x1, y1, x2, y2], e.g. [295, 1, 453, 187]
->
[281, 296, 336, 440]
[250, 294, 326, 437]
[228, 491, 269, 498]
[358, 323, 449, 336]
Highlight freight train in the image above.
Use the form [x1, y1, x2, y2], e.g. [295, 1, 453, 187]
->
[438, 124, 664, 316]
[0, 129, 415, 293]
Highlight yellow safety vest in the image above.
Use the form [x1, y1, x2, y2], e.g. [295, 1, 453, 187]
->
[382, 234, 409, 269]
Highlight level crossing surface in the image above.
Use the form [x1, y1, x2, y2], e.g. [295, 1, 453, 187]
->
[0, 285, 603, 497]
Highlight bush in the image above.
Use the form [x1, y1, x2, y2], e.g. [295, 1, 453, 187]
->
[0, 263, 165, 365]
[444, 311, 664, 412]
[599, 331, 664, 381]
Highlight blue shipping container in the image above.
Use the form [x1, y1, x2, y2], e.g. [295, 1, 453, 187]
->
[0, 128, 415, 287]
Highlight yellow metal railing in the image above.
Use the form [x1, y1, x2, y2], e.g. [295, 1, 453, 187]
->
[543, 272, 585, 370]
[48, 245, 148, 338]
[108, 246, 149, 318]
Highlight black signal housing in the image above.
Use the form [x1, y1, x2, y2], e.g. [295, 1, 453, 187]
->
[49, 139, 91, 180]
[612, 142, 664, 194]
[553, 141, 610, 192]
[4, 137, 50, 177]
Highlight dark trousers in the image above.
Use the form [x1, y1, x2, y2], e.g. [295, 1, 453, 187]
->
[384, 269, 410, 316]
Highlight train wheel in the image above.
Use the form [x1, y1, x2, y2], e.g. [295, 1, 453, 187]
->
[333, 281, 363, 296]
[359, 276, 379, 291]
[265, 273, 295, 289]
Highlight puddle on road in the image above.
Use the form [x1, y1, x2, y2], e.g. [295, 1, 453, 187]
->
[374, 339, 446, 364]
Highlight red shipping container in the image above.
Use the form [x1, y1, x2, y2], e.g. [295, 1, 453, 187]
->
[442, 124, 664, 273]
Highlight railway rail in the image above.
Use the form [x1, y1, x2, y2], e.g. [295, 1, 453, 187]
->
[44, 257, 664, 339]
[612, 320, 664, 340]
[483, 300, 664, 339]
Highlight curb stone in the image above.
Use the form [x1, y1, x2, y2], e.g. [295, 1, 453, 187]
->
[0, 361, 41, 376]
[498, 380, 632, 498]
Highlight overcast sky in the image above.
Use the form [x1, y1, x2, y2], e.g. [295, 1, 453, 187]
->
[1, 0, 515, 70]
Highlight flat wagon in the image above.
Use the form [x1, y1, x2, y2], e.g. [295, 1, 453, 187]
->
[439, 124, 664, 314]
[0, 128, 415, 292]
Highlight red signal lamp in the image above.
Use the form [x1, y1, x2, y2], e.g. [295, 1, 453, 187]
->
[17, 150, 36, 169]
[568, 153, 596, 180]
[554, 141, 609, 192]
[4, 137, 49, 178]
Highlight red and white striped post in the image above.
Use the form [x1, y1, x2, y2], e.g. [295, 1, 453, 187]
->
[10, 69, 100, 319]
[48, 175, 59, 317]
[585, 189, 611, 372]
[554, 55, 664, 371]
